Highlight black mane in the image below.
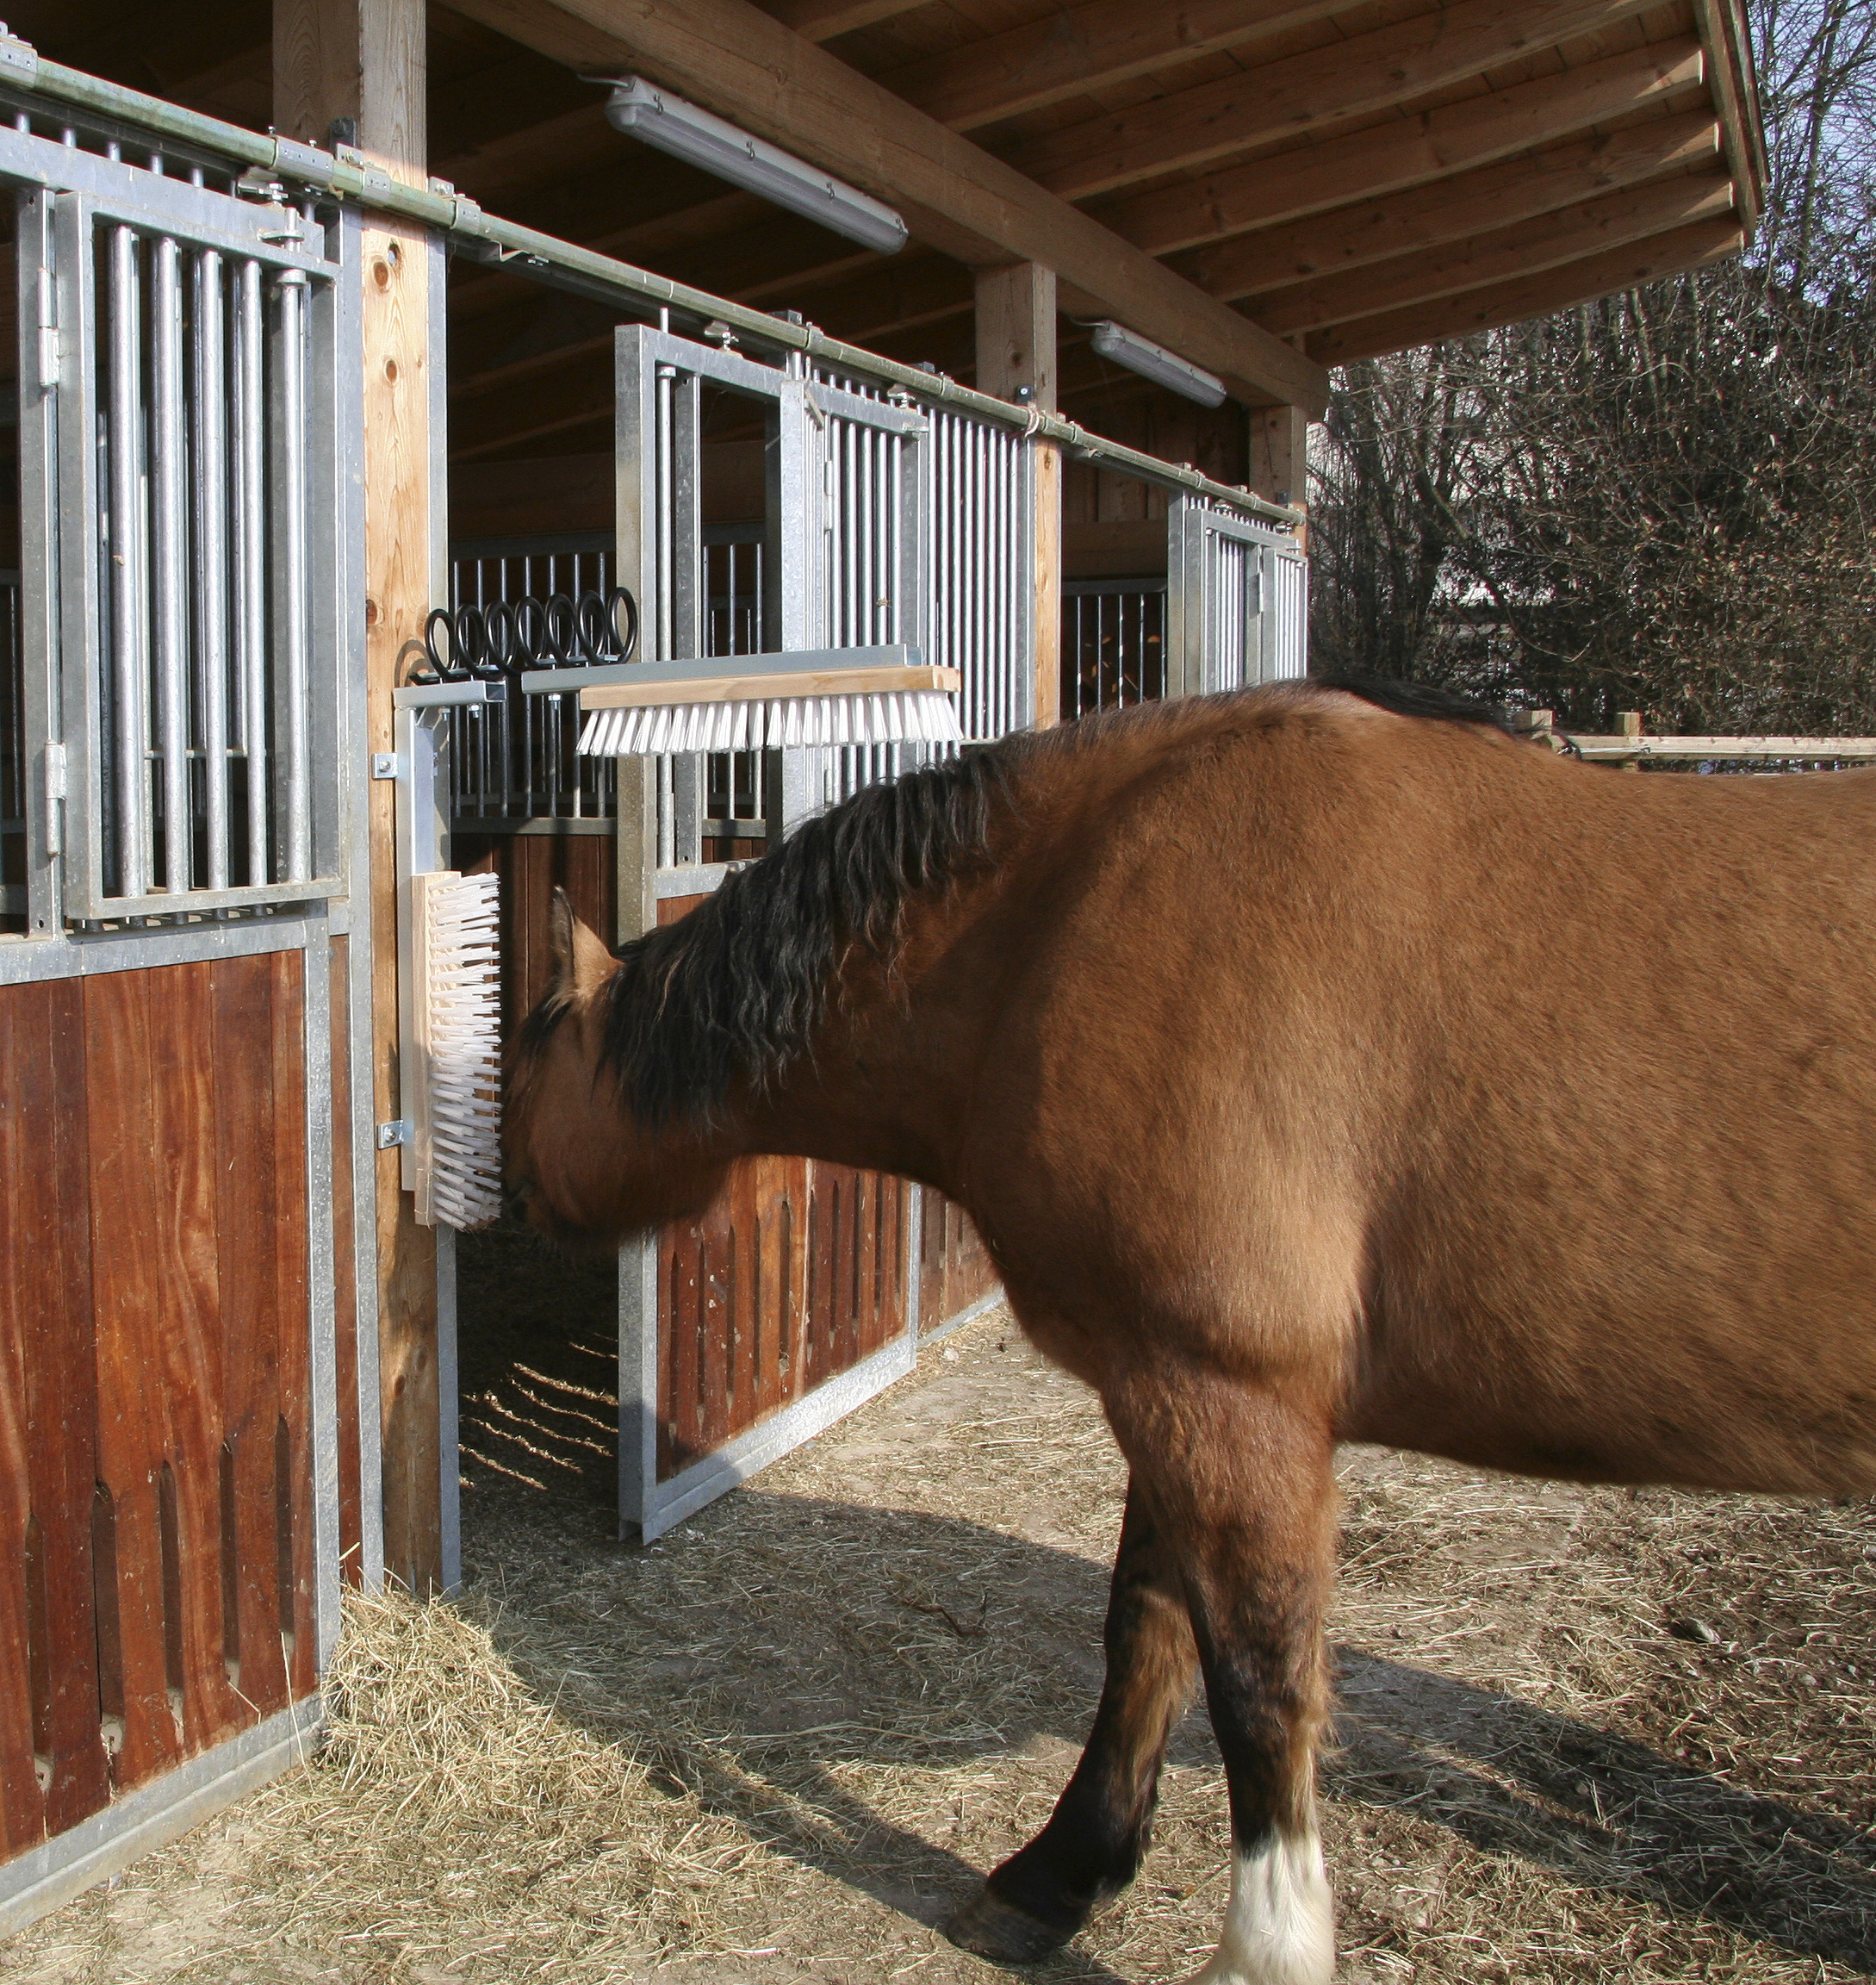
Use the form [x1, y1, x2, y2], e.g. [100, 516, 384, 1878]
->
[1308, 671, 1518, 734]
[519, 675, 1511, 1130]
[593, 743, 1021, 1127]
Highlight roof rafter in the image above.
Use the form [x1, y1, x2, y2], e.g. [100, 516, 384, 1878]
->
[881, 0, 1349, 133]
[1306, 211, 1744, 361]
[1177, 112, 1720, 302]
[1096, 39, 1706, 254]
[1007, 0, 1667, 200]
[1253, 169, 1734, 335]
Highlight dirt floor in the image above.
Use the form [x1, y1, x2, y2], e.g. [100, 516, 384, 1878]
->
[6, 1279, 1876, 1983]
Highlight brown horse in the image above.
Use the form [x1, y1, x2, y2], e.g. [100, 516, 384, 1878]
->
[504, 680, 1876, 1985]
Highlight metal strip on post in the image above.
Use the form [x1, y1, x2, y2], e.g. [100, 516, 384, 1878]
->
[17, 190, 62, 938]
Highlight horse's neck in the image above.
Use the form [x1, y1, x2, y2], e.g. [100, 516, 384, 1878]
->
[733, 886, 1004, 1192]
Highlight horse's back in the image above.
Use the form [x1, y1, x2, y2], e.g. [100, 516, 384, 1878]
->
[992, 689, 1876, 1497]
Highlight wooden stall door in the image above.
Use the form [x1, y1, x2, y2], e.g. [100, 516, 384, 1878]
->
[0, 955, 320, 1862]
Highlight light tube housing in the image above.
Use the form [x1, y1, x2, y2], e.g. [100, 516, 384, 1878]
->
[602, 78, 909, 256]
[1088, 320, 1227, 408]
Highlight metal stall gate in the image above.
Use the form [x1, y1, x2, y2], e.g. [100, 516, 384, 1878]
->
[1167, 495, 1309, 694]
[0, 105, 366, 1928]
[606, 328, 1012, 1540]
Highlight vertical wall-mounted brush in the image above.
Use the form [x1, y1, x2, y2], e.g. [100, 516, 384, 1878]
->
[408, 868, 503, 1229]
[390, 678, 506, 1230]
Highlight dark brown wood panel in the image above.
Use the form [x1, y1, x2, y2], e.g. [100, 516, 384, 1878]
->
[920, 1188, 1000, 1331]
[0, 952, 316, 1861]
[656, 1155, 910, 1481]
[457, 829, 616, 1038]
[0, 980, 109, 1852]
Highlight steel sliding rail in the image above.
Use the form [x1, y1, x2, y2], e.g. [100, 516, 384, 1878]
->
[3, 32, 1303, 536]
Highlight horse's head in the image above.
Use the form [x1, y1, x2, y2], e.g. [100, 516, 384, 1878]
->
[503, 890, 731, 1251]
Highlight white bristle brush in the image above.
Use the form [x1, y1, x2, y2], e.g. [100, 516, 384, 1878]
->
[411, 869, 504, 1230]
[520, 644, 964, 757]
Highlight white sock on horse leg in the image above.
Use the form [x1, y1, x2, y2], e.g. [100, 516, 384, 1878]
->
[1183, 1829, 1334, 1985]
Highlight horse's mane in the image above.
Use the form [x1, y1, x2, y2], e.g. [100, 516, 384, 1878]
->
[588, 742, 1027, 1127]
[521, 675, 1512, 1129]
[1308, 671, 1519, 735]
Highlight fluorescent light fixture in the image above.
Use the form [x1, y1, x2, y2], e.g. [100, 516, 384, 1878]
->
[602, 77, 908, 256]
[1089, 320, 1227, 408]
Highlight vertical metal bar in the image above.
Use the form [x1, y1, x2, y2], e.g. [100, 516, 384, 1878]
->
[655, 364, 674, 662]
[193, 248, 230, 889]
[235, 256, 267, 882]
[673, 370, 702, 660]
[152, 234, 189, 893]
[108, 222, 148, 901]
[20, 191, 68, 933]
[301, 928, 343, 1660]
[274, 269, 311, 880]
[328, 202, 385, 1592]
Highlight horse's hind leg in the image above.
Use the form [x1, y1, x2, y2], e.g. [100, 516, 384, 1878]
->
[946, 1476, 1197, 1962]
[1113, 1374, 1339, 1985]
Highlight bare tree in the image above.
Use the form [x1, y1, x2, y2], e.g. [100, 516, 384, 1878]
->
[1310, 0, 1876, 732]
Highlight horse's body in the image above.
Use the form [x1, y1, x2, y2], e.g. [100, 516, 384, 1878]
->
[506, 682, 1876, 1985]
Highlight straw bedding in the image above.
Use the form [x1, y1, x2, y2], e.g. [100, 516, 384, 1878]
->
[7, 1303, 1876, 1984]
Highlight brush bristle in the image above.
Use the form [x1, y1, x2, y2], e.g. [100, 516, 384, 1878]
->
[424, 871, 503, 1230]
[576, 688, 964, 757]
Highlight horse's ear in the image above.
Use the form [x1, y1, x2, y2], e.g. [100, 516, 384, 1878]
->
[549, 887, 616, 1001]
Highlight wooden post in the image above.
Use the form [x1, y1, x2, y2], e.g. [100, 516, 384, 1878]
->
[276, 0, 445, 1595]
[1248, 403, 1310, 552]
[1619, 708, 1643, 772]
[975, 263, 1060, 729]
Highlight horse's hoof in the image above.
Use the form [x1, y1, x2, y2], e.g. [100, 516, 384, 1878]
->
[944, 1885, 1072, 1965]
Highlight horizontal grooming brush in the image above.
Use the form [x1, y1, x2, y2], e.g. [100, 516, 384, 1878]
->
[521, 644, 963, 756]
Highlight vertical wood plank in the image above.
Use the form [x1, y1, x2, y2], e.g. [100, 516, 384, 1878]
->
[156, 960, 244, 1751]
[0, 981, 109, 1845]
[210, 953, 289, 1727]
[266, 951, 316, 1701]
[83, 971, 183, 1790]
[976, 261, 1059, 729]
[278, 0, 438, 1596]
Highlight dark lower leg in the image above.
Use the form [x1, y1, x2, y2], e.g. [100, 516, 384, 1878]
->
[947, 1478, 1196, 1962]
[1167, 1396, 1338, 1985]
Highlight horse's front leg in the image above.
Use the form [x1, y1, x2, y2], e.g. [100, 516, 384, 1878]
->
[1112, 1371, 1339, 1985]
[947, 1475, 1198, 1962]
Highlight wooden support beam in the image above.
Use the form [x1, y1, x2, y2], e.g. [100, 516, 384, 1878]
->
[885, 0, 1346, 134]
[1247, 405, 1308, 512]
[1007, 0, 1664, 202]
[441, 0, 1327, 412]
[976, 264, 1059, 728]
[276, 0, 443, 1597]
[1252, 170, 1735, 337]
[1180, 113, 1720, 303]
[764, 0, 926, 41]
[1306, 213, 1744, 363]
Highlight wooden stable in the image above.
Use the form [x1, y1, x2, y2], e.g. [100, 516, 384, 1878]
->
[0, 0, 1759, 1932]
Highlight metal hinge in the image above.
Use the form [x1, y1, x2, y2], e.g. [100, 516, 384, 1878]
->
[376, 1119, 411, 1149]
[42, 741, 65, 857]
[370, 752, 402, 780]
[35, 268, 58, 389]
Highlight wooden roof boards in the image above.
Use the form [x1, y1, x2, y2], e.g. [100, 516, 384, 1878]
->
[418, 0, 1756, 414]
[6, 0, 1761, 456]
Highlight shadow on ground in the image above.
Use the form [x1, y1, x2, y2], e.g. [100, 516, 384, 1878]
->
[462, 1471, 1876, 1976]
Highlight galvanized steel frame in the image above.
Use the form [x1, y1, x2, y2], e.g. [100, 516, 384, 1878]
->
[0, 109, 373, 1926]
[1166, 496, 1309, 698]
[39, 164, 345, 921]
